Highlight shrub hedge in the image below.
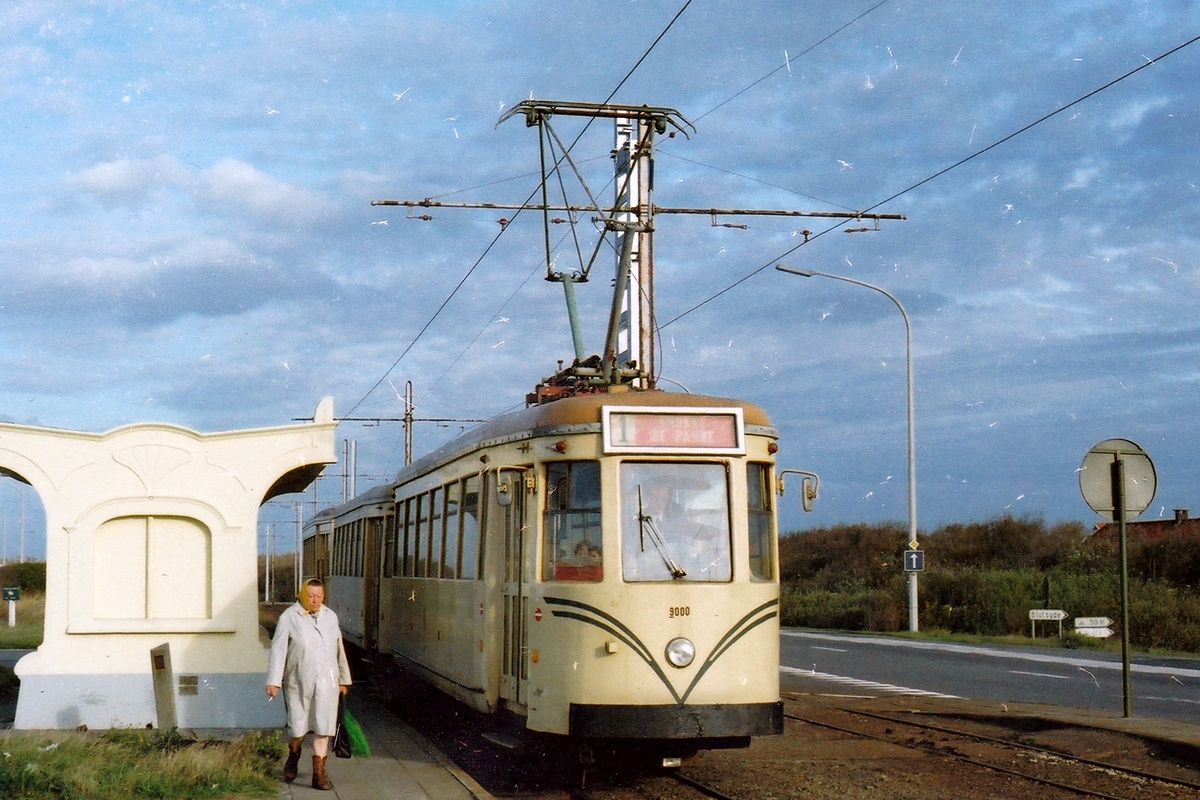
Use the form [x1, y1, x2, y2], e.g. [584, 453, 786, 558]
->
[780, 515, 1200, 652]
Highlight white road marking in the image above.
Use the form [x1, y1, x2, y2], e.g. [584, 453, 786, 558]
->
[780, 666, 960, 699]
[1140, 696, 1200, 705]
[782, 630, 1200, 679]
[1009, 670, 1070, 680]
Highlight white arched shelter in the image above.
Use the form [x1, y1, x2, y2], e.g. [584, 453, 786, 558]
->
[2, 398, 337, 730]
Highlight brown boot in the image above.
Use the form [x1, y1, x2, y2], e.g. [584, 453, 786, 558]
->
[312, 755, 332, 791]
[283, 740, 302, 783]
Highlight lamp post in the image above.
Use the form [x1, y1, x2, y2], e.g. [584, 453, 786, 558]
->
[776, 264, 920, 632]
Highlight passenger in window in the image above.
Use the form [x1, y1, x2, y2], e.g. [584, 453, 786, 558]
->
[266, 578, 352, 790]
[574, 539, 601, 560]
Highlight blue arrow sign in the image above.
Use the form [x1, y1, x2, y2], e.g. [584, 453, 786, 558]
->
[904, 549, 924, 572]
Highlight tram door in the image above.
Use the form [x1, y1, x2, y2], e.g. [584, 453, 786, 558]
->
[499, 469, 529, 708]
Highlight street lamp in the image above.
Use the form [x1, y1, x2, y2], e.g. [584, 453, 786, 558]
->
[776, 264, 920, 632]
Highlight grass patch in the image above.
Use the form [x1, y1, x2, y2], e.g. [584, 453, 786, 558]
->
[0, 591, 45, 649]
[0, 728, 283, 799]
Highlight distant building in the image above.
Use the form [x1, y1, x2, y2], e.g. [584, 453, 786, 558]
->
[1093, 508, 1200, 539]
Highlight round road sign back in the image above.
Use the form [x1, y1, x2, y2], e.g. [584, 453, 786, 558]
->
[1079, 438, 1156, 520]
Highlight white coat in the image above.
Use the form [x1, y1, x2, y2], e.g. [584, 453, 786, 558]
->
[267, 603, 353, 738]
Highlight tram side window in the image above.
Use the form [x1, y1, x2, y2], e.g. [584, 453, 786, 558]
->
[542, 460, 602, 582]
[402, 498, 415, 577]
[335, 527, 347, 576]
[747, 462, 775, 580]
[415, 494, 429, 577]
[356, 518, 365, 577]
[355, 520, 364, 575]
[383, 511, 397, 578]
[460, 475, 482, 581]
[352, 522, 360, 576]
[429, 487, 445, 579]
[443, 482, 460, 579]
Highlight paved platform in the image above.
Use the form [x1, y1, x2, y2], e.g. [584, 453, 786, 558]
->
[275, 694, 493, 800]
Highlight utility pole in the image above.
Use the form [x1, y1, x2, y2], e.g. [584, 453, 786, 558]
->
[613, 114, 654, 387]
[373, 99, 905, 402]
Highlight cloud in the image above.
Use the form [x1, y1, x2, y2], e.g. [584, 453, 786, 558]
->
[70, 156, 190, 205]
[194, 158, 334, 224]
[1109, 96, 1170, 130]
[1062, 160, 1104, 190]
[69, 155, 334, 225]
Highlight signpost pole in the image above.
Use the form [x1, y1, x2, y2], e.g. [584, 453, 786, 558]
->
[1111, 456, 1133, 718]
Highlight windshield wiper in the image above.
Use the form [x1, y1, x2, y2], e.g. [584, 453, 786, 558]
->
[637, 485, 687, 579]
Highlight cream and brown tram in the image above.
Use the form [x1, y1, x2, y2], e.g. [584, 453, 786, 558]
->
[304, 389, 785, 760]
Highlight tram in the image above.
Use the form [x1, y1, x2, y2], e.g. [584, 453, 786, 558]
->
[300, 99, 821, 762]
[303, 389, 787, 760]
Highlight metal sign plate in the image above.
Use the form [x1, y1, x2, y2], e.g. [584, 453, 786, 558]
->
[1073, 617, 1112, 628]
[1029, 609, 1067, 620]
[1075, 626, 1114, 638]
[903, 549, 924, 572]
[1079, 438, 1156, 520]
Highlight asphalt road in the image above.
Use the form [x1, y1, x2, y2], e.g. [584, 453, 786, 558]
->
[781, 629, 1200, 725]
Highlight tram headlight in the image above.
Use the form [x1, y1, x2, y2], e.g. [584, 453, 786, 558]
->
[665, 637, 695, 668]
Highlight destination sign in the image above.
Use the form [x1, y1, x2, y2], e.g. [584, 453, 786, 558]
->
[602, 406, 744, 454]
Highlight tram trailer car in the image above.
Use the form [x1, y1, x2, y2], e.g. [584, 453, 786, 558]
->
[304, 390, 784, 761]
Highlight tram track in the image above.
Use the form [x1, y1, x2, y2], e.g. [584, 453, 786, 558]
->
[567, 771, 739, 800]
[780, 699, 1200, 800]
[841, 707, 1200, 793]
[372, 660, 1200, 800]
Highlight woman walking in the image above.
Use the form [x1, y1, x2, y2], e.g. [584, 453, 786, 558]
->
[266, 578, 352, 790]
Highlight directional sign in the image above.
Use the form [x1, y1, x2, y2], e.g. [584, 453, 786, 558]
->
[1074, 616, 1114, 638]
[1029, 609, 1067, 621]
[903, 549, 924, 572]
[1073, 617, 1112, 629]
[1075, 626, 1114, 638]
[1079, 438, 1156, 520]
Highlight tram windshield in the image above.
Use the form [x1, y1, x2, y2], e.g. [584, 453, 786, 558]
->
[620, 462, 731, 582]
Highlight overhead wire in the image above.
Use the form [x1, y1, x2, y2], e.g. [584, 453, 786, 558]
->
[657, 150, 854, 211]
[659, 31, 1200, 330]
[347, 0, 697, 419]
[693, 0, 896, 123]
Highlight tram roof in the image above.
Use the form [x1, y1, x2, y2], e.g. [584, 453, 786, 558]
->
[396, 389, 774, 486]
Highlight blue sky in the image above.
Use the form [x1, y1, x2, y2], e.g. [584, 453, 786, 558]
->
[2, 1, 1199, 558]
